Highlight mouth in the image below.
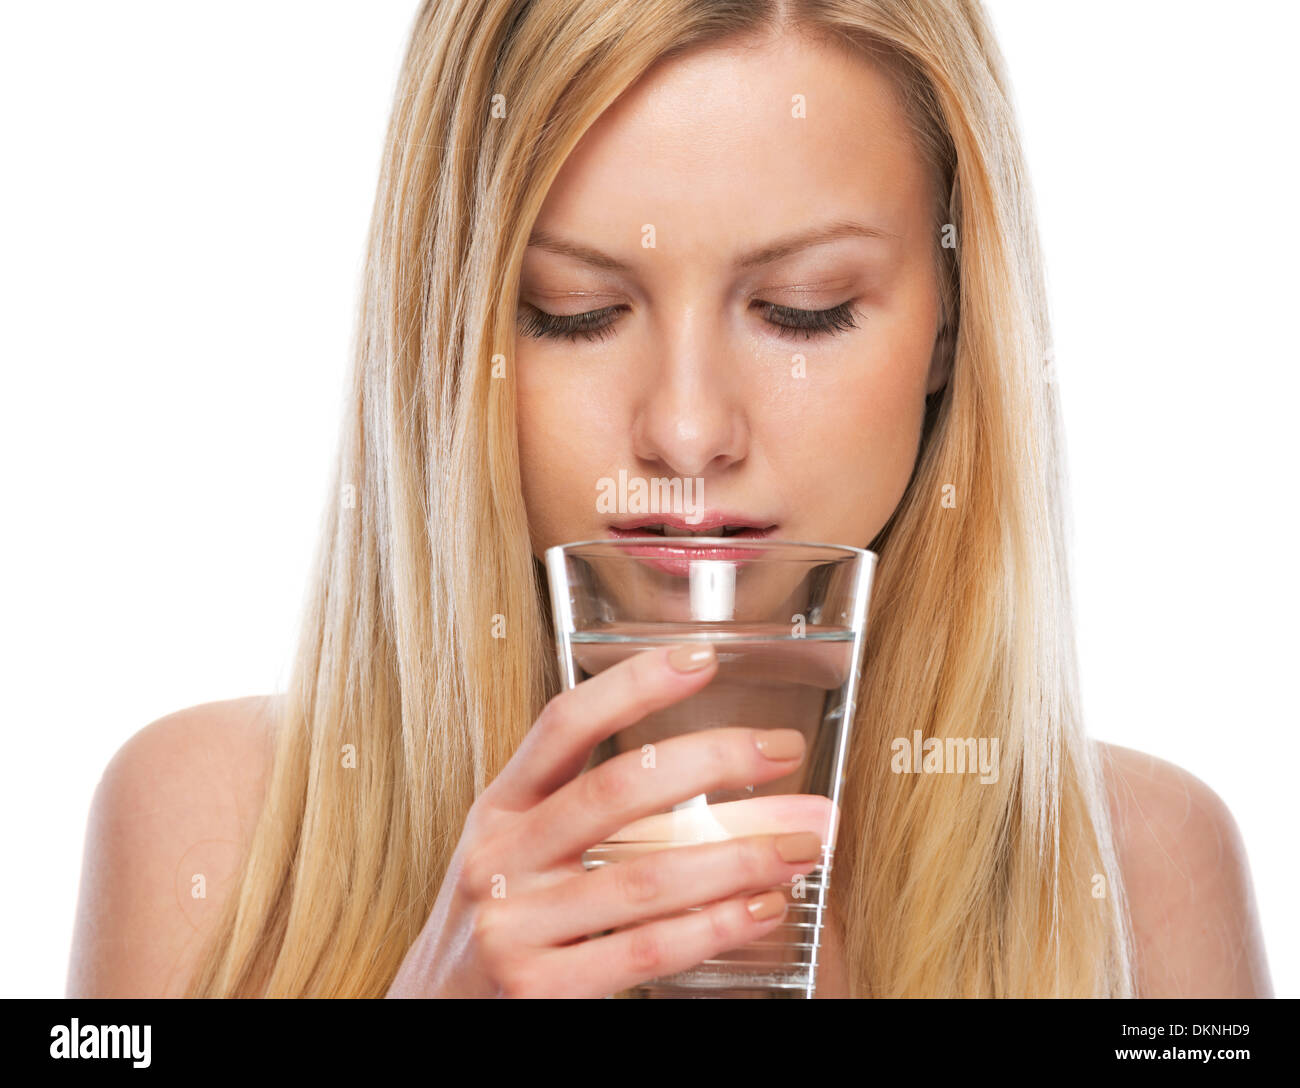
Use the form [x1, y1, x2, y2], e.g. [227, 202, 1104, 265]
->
[607, 516, 777, 540]
[605, 516, 778, 577]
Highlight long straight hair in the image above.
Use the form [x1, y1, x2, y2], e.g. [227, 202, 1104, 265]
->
[188, 0, 1134, 997]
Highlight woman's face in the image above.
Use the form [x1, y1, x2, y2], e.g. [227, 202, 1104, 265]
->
[516, 31, 948, 557]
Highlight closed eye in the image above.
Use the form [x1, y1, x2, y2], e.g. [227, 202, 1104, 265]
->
[752, 300, 860, 341]
[516, 300, 861, 343]
[516, 304, 625, 343]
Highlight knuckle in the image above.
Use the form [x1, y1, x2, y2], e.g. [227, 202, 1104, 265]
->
[468, 901, 511, 958]
[702, 733, 733, 784]
[708, 899, 743, 946]
[535, 693, 571, 738]
[612, 858, 661, 905]
[624, 925, 664, 975]
[735, 835, 769, 884]
[498, 960, 540, 999]
[459, 847, 502, 899]
[581, 757, 631, 812]
[461, 799, 495, 840]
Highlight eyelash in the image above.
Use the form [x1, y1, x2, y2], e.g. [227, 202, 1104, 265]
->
[516, 300, 860, 343]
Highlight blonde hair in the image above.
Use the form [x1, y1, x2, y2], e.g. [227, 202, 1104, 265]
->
[188, 0, 1134, 998]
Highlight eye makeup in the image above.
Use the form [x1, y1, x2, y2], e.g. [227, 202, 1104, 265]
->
[516, 298, 862, 344]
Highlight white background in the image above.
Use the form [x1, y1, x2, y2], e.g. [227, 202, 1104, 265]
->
[1, 1, 1295, 997]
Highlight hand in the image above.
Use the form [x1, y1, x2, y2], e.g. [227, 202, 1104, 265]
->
[385, 642, 826, 997]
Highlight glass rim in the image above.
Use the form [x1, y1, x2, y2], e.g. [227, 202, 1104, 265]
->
[545, 536, 877, 564]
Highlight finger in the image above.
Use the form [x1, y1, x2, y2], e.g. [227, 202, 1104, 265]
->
[506, 726, 808, 872]
[523, 887, 794, 998]
[486, 643, 718, 811]
[519, 830, 824, 948]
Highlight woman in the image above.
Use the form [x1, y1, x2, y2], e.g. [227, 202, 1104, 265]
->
[67, 0, 1271, 998]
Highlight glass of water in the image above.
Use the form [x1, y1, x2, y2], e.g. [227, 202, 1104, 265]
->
[544, 536, 877, 998]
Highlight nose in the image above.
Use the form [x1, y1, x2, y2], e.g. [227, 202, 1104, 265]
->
[629, 322, 750, 478]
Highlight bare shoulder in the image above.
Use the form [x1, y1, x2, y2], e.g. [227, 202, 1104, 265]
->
[1095, 740, 1272, 997]
[67, 695, 281, 997]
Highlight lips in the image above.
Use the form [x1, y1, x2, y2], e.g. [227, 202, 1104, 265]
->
[608, 514, 777, 540]
[606, 515, 777, 575]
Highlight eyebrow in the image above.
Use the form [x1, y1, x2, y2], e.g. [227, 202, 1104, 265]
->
[526, 218, 898, 275]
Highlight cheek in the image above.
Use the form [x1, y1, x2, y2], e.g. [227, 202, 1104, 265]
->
[516, 372, 570, 549]
[826, 366, 924, 502]
[516, 359, 623, 552]
[766, 325, 931, 544]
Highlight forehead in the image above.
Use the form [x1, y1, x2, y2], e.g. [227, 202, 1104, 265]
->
[534, 32, 934, 256]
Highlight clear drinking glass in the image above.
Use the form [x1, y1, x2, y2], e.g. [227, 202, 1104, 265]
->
[544, 536, 877, 998]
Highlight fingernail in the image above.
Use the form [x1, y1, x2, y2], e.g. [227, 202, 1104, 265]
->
[668, 643, 715, 672]
[776, 831, 822, 863]
[746, 890, 787, 922]
[754, 728, 805, 761]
